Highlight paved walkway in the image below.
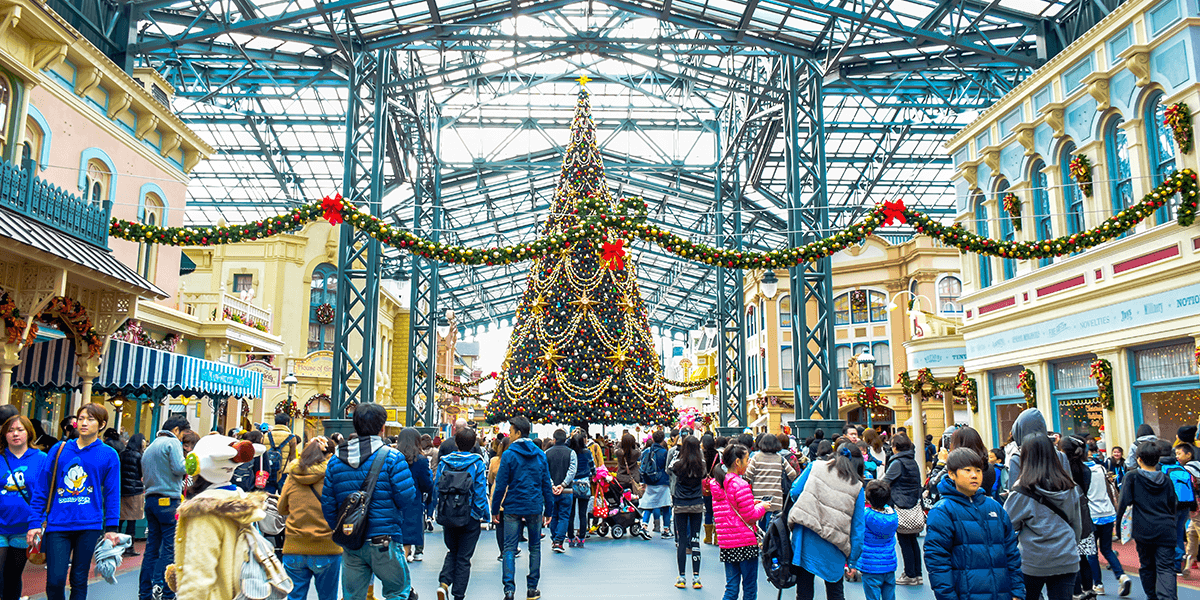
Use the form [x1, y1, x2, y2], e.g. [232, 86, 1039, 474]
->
[23, 531, 1200, 599]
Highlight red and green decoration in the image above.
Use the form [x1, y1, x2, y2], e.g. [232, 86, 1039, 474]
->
[275, 398, 300, 418]
[42, 296, 105, 356]
[485, 84, 675, 426]
[1018, 368, 1037, 409]
[1165, 102, 1194, 154]
[303, 393, 331, 418]
[315, 303, 335, 325]
[1069, 154, 1094, 197]
[0, 293, 36, 346]
[1090, 358, 1114, 411]
[949, 367, 979, 413]
[853, 386, 886, 410]
[1002, 193, 1022, 231]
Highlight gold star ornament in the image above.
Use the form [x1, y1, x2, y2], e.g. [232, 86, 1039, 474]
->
[569, 293, 595, 312]
[576, 74, 592, 87]
[607, 348, 630, 372]
[540, 345, 564, 368]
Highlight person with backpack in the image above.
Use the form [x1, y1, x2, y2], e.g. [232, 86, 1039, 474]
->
[1085, 442, 1131, 597]
[1, 415, 47, 600]
[1117, 439, 1178, 600]
[543, 429, 576, 554]
[1003, 434, 1081, 600]
[857, 480, 897, 600]
[321, 403, 419, 600]
[435, 427, 490, 600]
[640, 430, 673, 539]
[743, 432, 796, 530]
[788, 441, 865, 600]
[1160, 439, 1198, 574]
[922, 448, 1023, 600]
[668, 435, 706, 589]
[490, 416, 554, 600]
[1177, 444, 1200, 572]
[267, 414, 298, 494]
[26, 404, 123, 600]
[278, 438, 340, 600]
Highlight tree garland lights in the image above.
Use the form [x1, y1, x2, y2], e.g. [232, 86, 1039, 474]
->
[1090, 358, 1114, 411]
[1069, 154, 1094, 197]
[1165, 102, 1194, 155]
[1018, 368, 1037, 409]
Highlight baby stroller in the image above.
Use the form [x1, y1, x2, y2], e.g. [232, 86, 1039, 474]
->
[589, 467, 648, 540]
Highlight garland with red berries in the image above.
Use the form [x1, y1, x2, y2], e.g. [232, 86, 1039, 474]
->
[1069, 155, 1093, 197]
[1018, 368, 1037, 409]
[1090, 358, 1114, 411]
[1165, 103, 1194, 155]
[1002, 193, 1022, 231]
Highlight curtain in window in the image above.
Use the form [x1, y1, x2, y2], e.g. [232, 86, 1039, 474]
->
[1053, 358, 1095, 390]
[781, 346, 793, 390]
[1135, 342, 1198, 382]
[991, 369, 1022, 397]
[1107, 119, 1134, 211]
[1032, 161, 1052, 267]
[872, 342, 891, 387]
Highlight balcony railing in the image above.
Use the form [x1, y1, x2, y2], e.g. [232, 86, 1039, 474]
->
[0, 159, 111, 249]
[181, 289, 273, 333]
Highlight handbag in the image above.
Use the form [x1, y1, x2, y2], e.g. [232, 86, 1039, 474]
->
[572, 479, 591, 497]
[895, 505, 926, 534]
[259, 493, 286, 536]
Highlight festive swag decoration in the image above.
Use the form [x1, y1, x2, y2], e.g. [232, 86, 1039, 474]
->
[435, 371, 499, 390]
[485, 87, 675, 426]
[1069, 154, 1093, 197]
[662, 373, 719, 387]
[1090, 358, 1114, 411]
[853, 386, 885, 410]
[949, 367, 979, 413]
[1002, 193, 1022, 231]
[315, 303, 335, 325]
[322, 194, 346, 225]
[113, 320, 182, 352]
[1018, 368, 1037, 409]
[303, 393, 331, 418]
[0, 293, 36, 346]
[1165, 102, 1194, 155]
[896, 366, 978, 412]
[274, 398, 300, 418]
[42, 296, 105, 356]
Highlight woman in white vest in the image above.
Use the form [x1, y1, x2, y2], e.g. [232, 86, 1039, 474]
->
[788, 440, 866, 600]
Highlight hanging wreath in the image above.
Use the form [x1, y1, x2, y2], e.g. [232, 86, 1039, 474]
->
[947, 367, 980, 413]
[1165, 102, 1194, 154]
[275, 398, 300, 418]
[1090, 358, 1114, 411]
[850, 289, 867, 310]
[0, 293, 36, 346]
[1002, 193, 1022, 231]
[42, 296, 104, 356]
[853, 386, 886, 410]
[315, 303, 335, 325]
[1018, 368, 1037, 409]
[1069, 154, 1094, 197]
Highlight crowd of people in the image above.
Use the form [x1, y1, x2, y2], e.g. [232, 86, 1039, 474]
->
[2, 401, 1200, 600]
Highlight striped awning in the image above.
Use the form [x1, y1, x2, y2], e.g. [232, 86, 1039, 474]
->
[14, 338, 263, 398]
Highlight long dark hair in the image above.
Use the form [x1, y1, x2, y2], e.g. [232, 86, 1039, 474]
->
[676, 435, 705, 479]
[620, 433, 636, 468]
[834, 440, 864, 482]
[126, 433, 147, 453]
[711, 443, 749, 488]
[701, 433, 717, 470]
[950, 426, 987, 462]
[396, 428, 421, 464]
[1016, 435, 1075, 493]
[568, 431, 587, 453]
[1058, 435, 1090, 492]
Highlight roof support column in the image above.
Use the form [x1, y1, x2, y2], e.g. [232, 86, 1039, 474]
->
[715, 107, 747, 435]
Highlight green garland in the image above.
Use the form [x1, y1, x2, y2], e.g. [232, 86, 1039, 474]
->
[109, 171, 1200, 269]
[1090, 358, 1114, 411]
[1018, 368, 1037, 409]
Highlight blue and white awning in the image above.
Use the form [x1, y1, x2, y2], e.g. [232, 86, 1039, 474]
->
[14, 338, 263, 398]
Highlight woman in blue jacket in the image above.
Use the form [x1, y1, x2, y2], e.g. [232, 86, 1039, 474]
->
[398, 428, 433, 562]
[2, 415, 47, 600]
[26, 404, 122, 600]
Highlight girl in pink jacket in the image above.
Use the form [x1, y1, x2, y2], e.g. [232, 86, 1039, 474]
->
[709, 444, 770, 600]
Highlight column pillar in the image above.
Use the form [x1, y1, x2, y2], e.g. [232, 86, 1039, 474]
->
[911, 389, 927, 483]
[75, 352, 102, 410]
[1095, 347, 1127, 454]
[0, 343, 22, 405]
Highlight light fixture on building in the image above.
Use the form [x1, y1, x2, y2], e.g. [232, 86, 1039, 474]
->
[885, 290, 930, 313]
[855, 351, 876, 385]
[283, 371, 298, 405]
[760, 270, 779, 299]
[703, 311, 717, 338]
[436, 309, 453, 338]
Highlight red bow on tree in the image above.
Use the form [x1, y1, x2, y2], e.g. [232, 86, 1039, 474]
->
[881, 199, 907, 227]
[322, 194, 345, 225]
[601, 239, 626, 270]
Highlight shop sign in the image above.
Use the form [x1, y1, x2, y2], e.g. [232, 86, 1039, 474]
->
[292, 351, 334, 379]
[968, 282, 1200, 359]
[909, 347, 967, 369]
[239, 360, 281, 389]
[200, 367, 254, 388]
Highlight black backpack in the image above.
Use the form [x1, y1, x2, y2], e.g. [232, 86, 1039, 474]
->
[640, 446, 663, 485]
[762, 492, 797, 590]
[436, 463, 475, 528]
[265, 434, 295, 486]
[332, 448, 389, 551]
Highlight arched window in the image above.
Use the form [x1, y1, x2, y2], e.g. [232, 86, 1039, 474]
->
[85, 160, 110, 207]
[834, 293, 850, 325]
[23, 117, 44, 170]
[835, 346, 851, 389]
[974, 193, 992, 288]
[938, 276, 963, 314]
[0, 77, 9, 143]
[996, 180, 1015, 280]
[1106, 118, 1134, 213]
[1061, 142, 1085, 235]
[1031, 160, 1052, 268]
[779, 295, 791, 329]
[746, 305, 756, 337]
[137, 194, 163, 281]
[871, 341, 891, 387]
[1147, 93, 1179, 222]
[309, 264, 338, 351]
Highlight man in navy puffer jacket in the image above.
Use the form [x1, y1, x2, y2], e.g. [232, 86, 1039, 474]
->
[491, 416, 554, 600]
[924, 448, 1024, 600]
[322, 404, 419, 600]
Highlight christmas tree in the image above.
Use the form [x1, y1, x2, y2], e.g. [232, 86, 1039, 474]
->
[485, 78, 674, 426]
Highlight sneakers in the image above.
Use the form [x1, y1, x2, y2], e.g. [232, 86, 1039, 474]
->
[693, 577, 702, 589]
[896, 575, 922, 586]
[437, 584, 449, 600]
[676, 576, 686, 589]
[578, 536, 585, 548]
[1093, 584, 1105, 596]
[662, 529, 674, 539]
[1118, 574, 1132, 597]
[413, 551, 424, 562]
[552, 542, 565, 554]
[527, 590, 541, 600]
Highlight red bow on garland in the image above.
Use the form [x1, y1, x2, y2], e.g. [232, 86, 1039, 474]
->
[881, 199, 907, 227]
[322, 194, 345, 225]
[601, 239, 626, 270]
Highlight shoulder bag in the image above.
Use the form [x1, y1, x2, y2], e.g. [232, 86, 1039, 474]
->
[2, 452, 31, 504]
[894, 459, 926, 535]
[331, 448, 390, 550]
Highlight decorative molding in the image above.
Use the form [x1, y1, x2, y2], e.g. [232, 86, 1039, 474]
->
[73, 66, 102, 97]
[0, 5, 21, 37]
[981, 145, 1001, 173]
[106, 92, 132, 120]
[961, 165, 979, 190]
[1119, 44, 1151, 86]
[30, 39, 68, 71]
[160, 132, 182, 158]
[1040, 102, 1066, 138]
[1014, 123, 1036, 156]
[135, 115, 159, 141]
[1084, 73, 1110, 110]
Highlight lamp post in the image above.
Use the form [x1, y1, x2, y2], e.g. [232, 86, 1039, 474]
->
[703, 311, 717, 339]
[851, 350, 877, 428]
[760, 270, 779, 300]
[283, 371, 298, 433]
[885, 290, 932, 313]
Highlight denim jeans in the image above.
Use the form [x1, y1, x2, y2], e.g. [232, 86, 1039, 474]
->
[0, 533, 29, 600]
[1094, 520, 1124, 578]
[548, 493, 572, 543]
[896, 532, 921, 578]
[722, 557, 757, 600]
[1176, 509, 1190, 571]
[140, 495, 178, 600]
[1024, 572, 1076, 600]
[44, 529, 102, 600]
[642, 506, 672, 530]
[502, 514, 542, 596]
[439, 522, 482, 600]
[342, 538, 412, 600]
[283, 554, 341, 600]
[861, 572, 895, 600]
[568, 495, 590, 539]
[1136, 541, 1178, 600]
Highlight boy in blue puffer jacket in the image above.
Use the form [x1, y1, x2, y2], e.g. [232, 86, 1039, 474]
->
[924, 448, 1024, 600]
[857, 480, 898, 600]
